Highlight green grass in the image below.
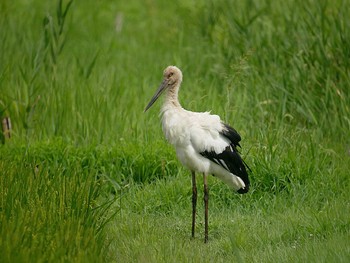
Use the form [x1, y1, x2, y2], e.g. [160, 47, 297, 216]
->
[0, 0, 349, 262]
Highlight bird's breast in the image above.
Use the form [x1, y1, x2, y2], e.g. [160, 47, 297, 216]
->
[160, 108, 208, 172]
[161, 108, 190, 146]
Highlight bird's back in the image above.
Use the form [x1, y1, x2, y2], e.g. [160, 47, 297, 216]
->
[161, 106, 224, 148]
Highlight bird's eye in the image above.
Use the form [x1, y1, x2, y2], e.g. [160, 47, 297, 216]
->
[169, 72, 174, 77]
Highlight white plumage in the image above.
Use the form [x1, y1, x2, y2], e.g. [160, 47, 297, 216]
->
[145, 65, 250, 243]
[162, 108, 246, 191]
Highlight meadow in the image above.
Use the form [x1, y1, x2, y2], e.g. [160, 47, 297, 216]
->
[0, 0, 349, 262]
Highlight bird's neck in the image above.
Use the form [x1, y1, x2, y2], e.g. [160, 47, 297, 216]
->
[164, 85, 181, 108]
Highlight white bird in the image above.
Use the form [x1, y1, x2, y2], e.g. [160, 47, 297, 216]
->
[144, 66, 250, 243]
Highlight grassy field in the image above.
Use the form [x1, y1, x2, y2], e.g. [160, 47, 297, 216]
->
[1, 0, 349, 262]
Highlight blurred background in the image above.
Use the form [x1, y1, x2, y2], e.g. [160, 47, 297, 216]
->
[1, 0, 348, 145]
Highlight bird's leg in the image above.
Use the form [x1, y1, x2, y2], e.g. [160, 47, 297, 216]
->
[203, 173, 209, 243]
[191, 171, 197, 239]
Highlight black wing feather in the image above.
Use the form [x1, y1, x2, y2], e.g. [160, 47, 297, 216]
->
[220, 123, 242, 147]
[200, 122, 250, 194]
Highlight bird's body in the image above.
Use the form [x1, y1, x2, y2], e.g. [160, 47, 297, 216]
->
[145, 66, 250, 243]
[161, 104, 248, 191]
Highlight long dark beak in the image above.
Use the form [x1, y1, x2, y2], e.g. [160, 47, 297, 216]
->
[144, 79, 168, 112]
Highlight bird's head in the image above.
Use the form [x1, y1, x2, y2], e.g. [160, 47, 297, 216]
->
[144, 66, 182, 112]
[163, 66, 183, 87]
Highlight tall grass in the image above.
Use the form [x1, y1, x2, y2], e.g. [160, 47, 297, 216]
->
[1, 0, 349, 143]
[1, 0, 349, 262]
[200, 0, 350, 136]
[0, 141, 115, 262]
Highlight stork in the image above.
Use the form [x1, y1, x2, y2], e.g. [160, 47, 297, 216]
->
[144, 66, 250, 243]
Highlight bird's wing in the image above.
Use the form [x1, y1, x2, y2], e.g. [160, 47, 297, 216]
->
[188, 112, 229, 153]
[220, 123, 242, 148]
[189, 113, 250, 192]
